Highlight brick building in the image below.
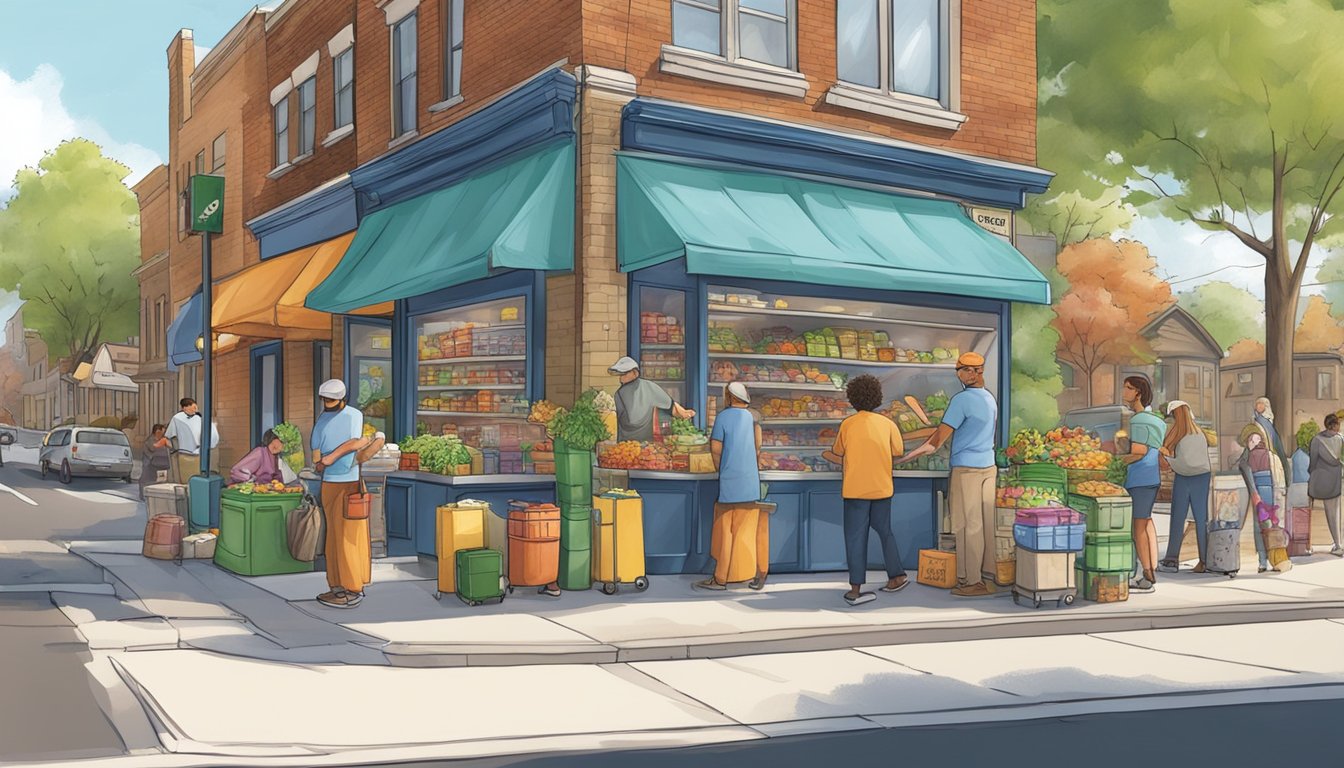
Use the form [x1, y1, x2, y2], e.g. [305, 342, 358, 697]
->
[150, 1, 1052, 568]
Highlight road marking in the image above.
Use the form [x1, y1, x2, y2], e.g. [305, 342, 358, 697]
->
[0, 483, 37, 506]
[55, 488, 132, 505]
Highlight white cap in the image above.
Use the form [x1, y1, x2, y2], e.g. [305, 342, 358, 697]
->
[608, 356, 639, 374]
[1166, 399, 1188, 416]
[318, 379, 347, 400]
[726, 381, 750, 404]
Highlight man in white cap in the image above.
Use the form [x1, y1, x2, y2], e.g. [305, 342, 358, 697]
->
[311, 379, 369, 608]
[609, 356, 695, 443]
[697, 382, 767, 591]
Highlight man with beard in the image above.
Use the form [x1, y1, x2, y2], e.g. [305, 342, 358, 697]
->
[311, 380, 370, 608]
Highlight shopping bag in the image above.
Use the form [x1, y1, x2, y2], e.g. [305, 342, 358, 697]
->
[345, 479, 371, 520]
[286, 494, 322, 561]
[278, 460, 298, 485]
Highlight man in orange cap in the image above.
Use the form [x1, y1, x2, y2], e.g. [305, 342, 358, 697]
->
[901, 351, 999, 597]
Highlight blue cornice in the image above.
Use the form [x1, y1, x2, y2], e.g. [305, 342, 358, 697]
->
[246, 178, 357, 260]
[351, 68, 577, 215]
[621, 100, 1053, 209]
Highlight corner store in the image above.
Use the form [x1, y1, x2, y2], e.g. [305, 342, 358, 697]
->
[289, 67, 1052, 574]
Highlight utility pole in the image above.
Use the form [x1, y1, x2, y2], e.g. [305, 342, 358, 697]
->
[189, 174, 224, 531]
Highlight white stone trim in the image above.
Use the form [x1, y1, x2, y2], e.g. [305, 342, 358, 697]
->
[578, 65, 637, 99]
[388, 130, 419, 150]
[291, 51, 320, 85]
[266, 163, 293, 180]
[327, 24, 354, 56]
[428, 95, 465, 113]
[269, 79, 293, 106]
[824, 83, 968, 131]
[291, 152, 314, 166]
[379, 0, 419, 26]
[322, 124, 355, 147]
[659, 45, 809, 99]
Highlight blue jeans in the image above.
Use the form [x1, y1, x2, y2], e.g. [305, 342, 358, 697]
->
[1166, 472, 1210, 563]
[1252, 474, 1272, 568]
[843, 497, 905, 587]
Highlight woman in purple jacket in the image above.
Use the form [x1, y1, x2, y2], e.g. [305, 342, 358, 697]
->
[230, 429, 285, 485]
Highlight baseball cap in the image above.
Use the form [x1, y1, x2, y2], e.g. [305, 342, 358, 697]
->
[726, 381, 750, 404]
[956, 352, 986, 368]
[608, 356, 640, 374]
[1166, 400, 1189, 416]
[318, 379, 347, 400]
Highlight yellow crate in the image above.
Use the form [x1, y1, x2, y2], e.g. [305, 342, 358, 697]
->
[436, 503, 487, 594]
[592, 493, 646, 585]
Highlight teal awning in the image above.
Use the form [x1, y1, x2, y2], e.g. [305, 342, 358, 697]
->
[617, 155, 1051, 305]
[307, 141, 575, 313]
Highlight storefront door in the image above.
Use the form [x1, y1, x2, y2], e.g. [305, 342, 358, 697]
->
[250, 342, 283, 446]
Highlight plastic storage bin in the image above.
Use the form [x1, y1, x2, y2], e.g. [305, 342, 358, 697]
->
[1082, 532, 1134, 571]
[214, 489, 313, 576]
[1067, 494, 1133, 533]
[1015, 507, 1083, 527]
[1013, 522, 1085, 552]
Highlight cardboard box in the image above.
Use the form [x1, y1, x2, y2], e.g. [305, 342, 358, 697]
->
[1016, 550, 1076, 592]
[917, 549, 957, 588]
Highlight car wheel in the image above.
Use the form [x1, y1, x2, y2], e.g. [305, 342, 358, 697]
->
[0, 432, 13, 446]
[59, 461, 72, 485]
[40, 460, 48, 478]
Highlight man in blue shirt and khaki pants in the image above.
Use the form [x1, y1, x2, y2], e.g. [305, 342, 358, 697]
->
[312, 379, 370, 609]
[901, 352, 999, 597]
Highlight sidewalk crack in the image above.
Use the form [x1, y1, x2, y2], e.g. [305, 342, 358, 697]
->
[602, 663, 746, 725]
[853, 648, 1024, 698]
[1087, 632, 1304, 675]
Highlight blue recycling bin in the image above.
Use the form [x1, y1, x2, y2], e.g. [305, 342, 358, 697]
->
[188, 473, 223, 533]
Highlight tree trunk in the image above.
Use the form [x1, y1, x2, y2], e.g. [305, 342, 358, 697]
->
[1264, 249, 1297, 451]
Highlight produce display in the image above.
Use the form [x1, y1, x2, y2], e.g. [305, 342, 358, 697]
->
[599, 441, 671, 470]
[419, 363, 525, 387]
[711, 359, 843, 387]
[762, 426, 838, 446]
[708, 318, 958, 366]
[759, 395, 851, 419]
[1006, 427, 1103, 464]
[229, 480, 304, 495]
[640, 350, 684, 381]
[995, 485, 1064, 508]
[418, 392, 527, 414]
[885, 393, 949, 433]
[1074, 480, 1128, 497]
[272, 422, 305, 475]
[640, 312, 684, 345]
[1058, 450, 1113, 469]
[397, 433, 473, 474]
[545, 390, 612, 451]
[529, 400, 562, 425]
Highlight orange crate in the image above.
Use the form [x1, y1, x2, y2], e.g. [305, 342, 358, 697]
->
[917, 549, 957, 588]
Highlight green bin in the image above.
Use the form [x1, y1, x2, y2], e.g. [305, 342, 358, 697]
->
[1083, 532, 1133, 570]
[553, 439, 594, 487]
[558, 547, 592, 590]
[455, 548, 504, 605]
[560, 502, 592, 521]
[557, 481, 592, 507]
[561, 515, 592, 551]
[1068, 493, 1134, 533]
[214, 489, 313, 577]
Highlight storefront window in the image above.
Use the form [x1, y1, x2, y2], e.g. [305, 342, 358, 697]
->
[638, 286, 688, 413]
[706, 285, 997, 473]
[348, 321, 393, 436]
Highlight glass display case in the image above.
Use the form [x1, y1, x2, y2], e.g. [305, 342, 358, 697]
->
[637, 286, 688, 409]
[348, 321, 393, 436]
[705, 284, 999, 473]
[415, 295, 530, 427]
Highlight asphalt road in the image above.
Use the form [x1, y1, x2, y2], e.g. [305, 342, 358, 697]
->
[371, 697, 1344, 768]
[0, 447, 147, 541]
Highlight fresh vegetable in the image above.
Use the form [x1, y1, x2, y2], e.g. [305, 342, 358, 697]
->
[1105, 454, 1129, 486]
[904, 396, 931, 426]
[591, 389, 616, 413]
[670, 417, 703, 437]
[924, 391, 951, 412]
[1075, 480, 1128, 497]
[398, 434, 472, 474]
[529, 400, 562, 426]
[547, 390, 611, 451]
[233, 482, 255, 494]
[272, 423, 305, 474]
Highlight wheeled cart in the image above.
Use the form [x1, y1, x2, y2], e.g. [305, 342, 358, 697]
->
[592, 492, 649, 595]
[1012, 550, 1077, 609]
[1012, 585, 1076, 609]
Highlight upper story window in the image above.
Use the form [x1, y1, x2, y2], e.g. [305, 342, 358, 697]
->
[392, 12, 419, 138]
[443, 0, 464, 99]
[274, 96, 290, 166]
[297, 76, 317, 156]
[334, 48, 354, 128]
[838, 0, 943, 100]
[194, 150, 205, 174]
[672, 0, 794, 70]
[211, 132, 226, 172]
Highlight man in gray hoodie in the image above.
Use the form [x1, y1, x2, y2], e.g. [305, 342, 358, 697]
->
[1308, 413, 1344, 557]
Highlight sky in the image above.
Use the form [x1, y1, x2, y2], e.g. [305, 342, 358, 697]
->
[0, 0, 263, 343]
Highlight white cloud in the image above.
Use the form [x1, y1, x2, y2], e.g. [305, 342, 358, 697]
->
[0, 64, 162, 200]
[194, 45, 213, 66]
[0, 291, 21, 347]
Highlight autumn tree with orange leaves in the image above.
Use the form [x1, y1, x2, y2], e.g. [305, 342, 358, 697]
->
[1053, 239, 1175, 406]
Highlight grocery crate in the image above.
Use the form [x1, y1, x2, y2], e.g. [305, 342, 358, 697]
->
[1014, 506, 1083, 527]
[1082, 532, 1134, 571]
[1067, 493, 1133, 534]
[1013, 522, 1084, 552]
[1076, 563, 1130, 603]
[1016, 463, 1067, 490]
[1065, 468, 1110, 493]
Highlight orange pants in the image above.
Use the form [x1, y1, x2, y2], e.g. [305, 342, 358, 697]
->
[321, 481, 371, 593]
[711, 502, 769, 584]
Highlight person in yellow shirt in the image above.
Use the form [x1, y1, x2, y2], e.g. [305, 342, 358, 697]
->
[822, 374, 909, 606]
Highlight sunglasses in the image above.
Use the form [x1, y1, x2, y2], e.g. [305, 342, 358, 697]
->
[956, 366, 984, 372]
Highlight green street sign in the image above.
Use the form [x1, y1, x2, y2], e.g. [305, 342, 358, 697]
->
[189, 174, 225, 234]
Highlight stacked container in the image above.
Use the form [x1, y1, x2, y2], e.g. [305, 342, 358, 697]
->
[1011, 503, 1083, 609]
[1068, 492, 1134, 602]
[555, 439, 594, 590]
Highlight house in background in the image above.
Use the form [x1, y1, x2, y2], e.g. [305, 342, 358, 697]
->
[1219, 351, 1344, 471]
[67, 340, 140, 428]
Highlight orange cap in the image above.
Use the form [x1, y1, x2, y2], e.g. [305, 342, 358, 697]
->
[957, 352, 986, 367]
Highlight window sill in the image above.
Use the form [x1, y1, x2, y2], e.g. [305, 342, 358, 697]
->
[292, 152, 314, 166]
[428, 95, 464, 113]
[824, 83, 967, 131]
[266, 163, 293, 180]
[388, 130, 419, 150]
[659, 44, 809, 99]
[322, 124, 354, 147]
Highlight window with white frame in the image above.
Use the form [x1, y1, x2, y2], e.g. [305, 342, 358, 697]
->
[392, 13, 418, 137]
[194, 150, 205, 174]
[443, 0, 464, 99]
[274, 96, 290, 165]
[334, 48, 354, 128]
[672, 0, 795, 69]
[297, 76, 316, 155]
[837, 0, 947, 101]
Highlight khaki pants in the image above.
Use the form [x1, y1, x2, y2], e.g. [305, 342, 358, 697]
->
[950, 466, 997, 586]
[711, 502, 768, 584]
[321, 481, 372, 593]
[171, 452, 218, 485]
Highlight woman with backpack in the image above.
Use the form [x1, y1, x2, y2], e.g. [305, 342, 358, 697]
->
[1157, 401, 1213, 573]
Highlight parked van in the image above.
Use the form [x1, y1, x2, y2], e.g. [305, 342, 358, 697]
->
[39, 427, 133, 484]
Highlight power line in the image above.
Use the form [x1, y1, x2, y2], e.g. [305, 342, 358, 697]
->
[1167, 263, 1263, 285]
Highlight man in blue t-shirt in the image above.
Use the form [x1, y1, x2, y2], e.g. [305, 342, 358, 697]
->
[696, 382, 766, 591]
[1122, 375, 1166, 592]
[311, 379, 369, 609]
[902, 352, 998, 596]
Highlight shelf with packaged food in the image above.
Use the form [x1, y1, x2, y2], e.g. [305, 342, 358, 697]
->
[707, 303, 995, 334]
[417, 354, 528, 366]
[715, 380, 845, 392]
[416, 410, 530, 419]
[640, 343, 686, 351]
[709, 352, 957, 370]
[417, 384, 525, 392]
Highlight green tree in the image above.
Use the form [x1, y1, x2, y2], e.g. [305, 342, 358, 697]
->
[1317, 249, 1344, 317]
[1022, 187, 1135, 247]
[0, 140, 139, 365]
[1010, 269, 1068, 433]
[1039, 0, 1344, 449]
[1176, 281, 1265, 351]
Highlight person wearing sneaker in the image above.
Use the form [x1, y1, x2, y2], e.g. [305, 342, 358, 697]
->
[1121, 376, 1165, 592]
[696, 382, 764, 592]
[1158, 401, 1213, 574]
[312, 379, 371, 609]
[1308, 413, 1344, 557]
[1237, 422, 1282, 573]
[823, 375, 910, 606]
[902, 353, 998, 598]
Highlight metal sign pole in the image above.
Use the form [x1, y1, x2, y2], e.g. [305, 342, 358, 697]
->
[200, 231, 213, 477]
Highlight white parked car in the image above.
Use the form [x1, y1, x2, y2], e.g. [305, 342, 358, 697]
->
[39, 426, 133, 484]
